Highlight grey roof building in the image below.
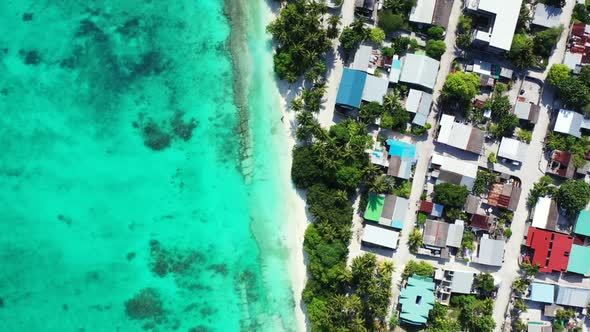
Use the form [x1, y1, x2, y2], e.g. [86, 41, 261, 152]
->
[437, 114, 484, 155]
[362, 75, 389, 105]
[400, 54, 440, 91]
[532, 4, 562, 29]
[473, 234, 505, 267]
[361, 223, 399, 250]
[513, 101, 540, 124]
[405, 89, 433, 127]
[352, 45, 372, 72]
[555, 286, 590, 308]
[497, 137, 529, 164]
[423, 220, 450, 248]
[553, 109, 590, 138]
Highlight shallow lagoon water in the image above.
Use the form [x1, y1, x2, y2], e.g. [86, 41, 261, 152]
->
[0, 1, 296, 331]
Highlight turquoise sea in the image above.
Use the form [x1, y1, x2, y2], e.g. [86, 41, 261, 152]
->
[0, 1, 297, 331]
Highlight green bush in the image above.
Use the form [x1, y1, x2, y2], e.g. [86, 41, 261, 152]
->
[425, 40, 446, 59]
[427, 26, 445, 40]
[433, 183, 469, 208]
[370, 28, 386, 44]
[378, 11, 404, 34]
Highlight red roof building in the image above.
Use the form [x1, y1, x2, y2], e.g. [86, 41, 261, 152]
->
[470, 214, 491, 231]
[525, 227, 574, 273]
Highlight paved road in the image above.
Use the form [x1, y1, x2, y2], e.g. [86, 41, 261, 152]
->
[319, 0, 355, 128]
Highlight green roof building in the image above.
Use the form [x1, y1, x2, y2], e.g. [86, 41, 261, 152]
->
[574, 210, 590, 237]
[567, 245, 590, 276]
[399, 275, 435, 325]
[363, 193, 409, 230]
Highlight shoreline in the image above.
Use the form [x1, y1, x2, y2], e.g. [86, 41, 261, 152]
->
[226, 0, 310, 330]
[261, 1, 310, 330]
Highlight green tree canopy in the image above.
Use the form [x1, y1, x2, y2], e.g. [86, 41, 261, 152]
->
[556, 179, 590, 216]
[534, 25, 564, 57]
[474, 273, 496, 298]
[427, 26, 445, 40]
[507, 33, 534, 69]
[370, 28, 386, 44]
[441, 72, 480, 102]
[267, 0, 331, 82]
[408, 228, 423, 253]
[402, 260, 434, 280]
[426, 40, 446, 59]
[378, 11, 404, 34]
[556, 76, 590, 111]
[340, 20, 369, 54]
[433, 182, 469, 208]
[547, 64, 571, 87]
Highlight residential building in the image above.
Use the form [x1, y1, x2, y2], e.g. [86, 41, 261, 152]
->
[399, 275, 435, 325]
[352, 45, 373, 73]
[419, 200, 444, 218]
[405, 89, 433, 127]
[464, 0, 523, 52]
[563, 22, 590, 71]
[409, 0, 453, 28]
[430, 154, 478, 191]
[529, 282, 556, 304]
[423, 219, 450, 248]
[567, 245, 590, 276]
[553, 109, 590, 138]
[400, 53, 440, 91]
[389, 55, 402, 84]
[574, 210, 590, 237]
[530, 196, 568, 232]
[354, 0, 375, 18]
[336, 68, 389, 110]
[386, 139, 417, 180]
[464, 194, 481, 214]
[497, 137, 528, 165]
[362, 75, 389, 104]
[527, 321, 553, 332]
[336, 68, 367, 110]
[512, 101, 540, 125]
[486, 182, 522, 212]
[524, 227, 573, 273]
[472, 234, 505, 267]
[434, 268, 476, 305]
[555, 286, 590, 308]
[470, 214, 493, 231]
[437, 114, 484, 155]
[361, 223, 400, 250]
[532, 4, 562, 29]
[546, 150, 576, 179]
[364, 193, 409, 229]
[446, 220, 464, 248]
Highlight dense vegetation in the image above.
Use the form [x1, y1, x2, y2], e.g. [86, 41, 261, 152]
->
[508, 25, 563, 69]
[486, 92, 519, 139]
[545, 131, 590, 168]
[433, 183, 469, 208]
[440, 71, 480, 112]
[267, 0, 332, 82]
[473, 170, 498, 196]
[340, 20, 370, 56]
[547, 64, 590, 113]
[426, 295, 495, 332]
[378, 0, 416, 34]
[358, 92, 411, 131]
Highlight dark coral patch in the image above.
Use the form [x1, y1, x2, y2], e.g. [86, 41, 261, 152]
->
[124, 288, 165, 320]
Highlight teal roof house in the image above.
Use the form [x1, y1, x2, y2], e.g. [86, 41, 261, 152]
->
[399, 275, 435, 325]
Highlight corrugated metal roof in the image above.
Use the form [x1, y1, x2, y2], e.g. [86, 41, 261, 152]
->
[554, 109, 583, 138]
[352, 45, 372, 72]
[574, 210, 590, 237]
[409, 0, 436, 24]
[474, 234, 505, 266]
[423, 220, 450, 247]
[498, 137, 528, 163]
[362, 74, 389, 104]
[446, 220, 464, 248]
[450, 271, 475, 294]
[399, 276, 435, 325]
[532, 4, 562, 28]
[336, 68, 367, 109]
[530, 283, 555, 304]
[400, 54, 440, 90]
[567, 244, 590, 276]
[556, 286, 590, 308]
[362, 223, 399, 249]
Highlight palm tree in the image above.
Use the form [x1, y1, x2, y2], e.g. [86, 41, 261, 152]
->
[296, 110, 314, 126]
[363, 163, 381, 182]
[369, 176, 387, 194]
[291, 97, 304, 112]
[379, 261, 395, 275]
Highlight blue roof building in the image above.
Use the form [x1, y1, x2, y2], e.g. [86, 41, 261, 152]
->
[530, 282, 555, 304]
[336, 68, 367, 109]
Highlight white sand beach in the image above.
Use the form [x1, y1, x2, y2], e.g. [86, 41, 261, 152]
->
[262, 1, 310, 331]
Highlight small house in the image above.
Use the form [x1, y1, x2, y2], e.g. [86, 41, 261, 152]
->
[405, 89, 433, 127]
[364, 193, 409, 229]
[497, 137, 528, 166]
[400, 53, 440, 91]
[361, 223, 399, 250]
[532, 4, 562, 29]
[437, 114, 484, 155]
[512, 101, 540, 125]
[472, 234, 505, 267]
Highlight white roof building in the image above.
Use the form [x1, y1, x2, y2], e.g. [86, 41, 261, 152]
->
[362, 223, 400, 250]
[472, 59, 492, 76]
[554, 109, 590, 138]
[473, 234, 505, 267]
[497, 137, 528, 164]
[563, 51, 583, 71]
[362, 75, 389, 105]
[409, 0, 436, 24]
[450, 270, 476, 294]
[532, 197, 553, 230]
[532, 4, 562, 29]
[467, 0, 523, 52]
[400, 53, 440, 90]
[405, 89, 433, 127]
[437, 114, 484, 154]
[430, 154, 478, 191]
[446, 220, 465, 248]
